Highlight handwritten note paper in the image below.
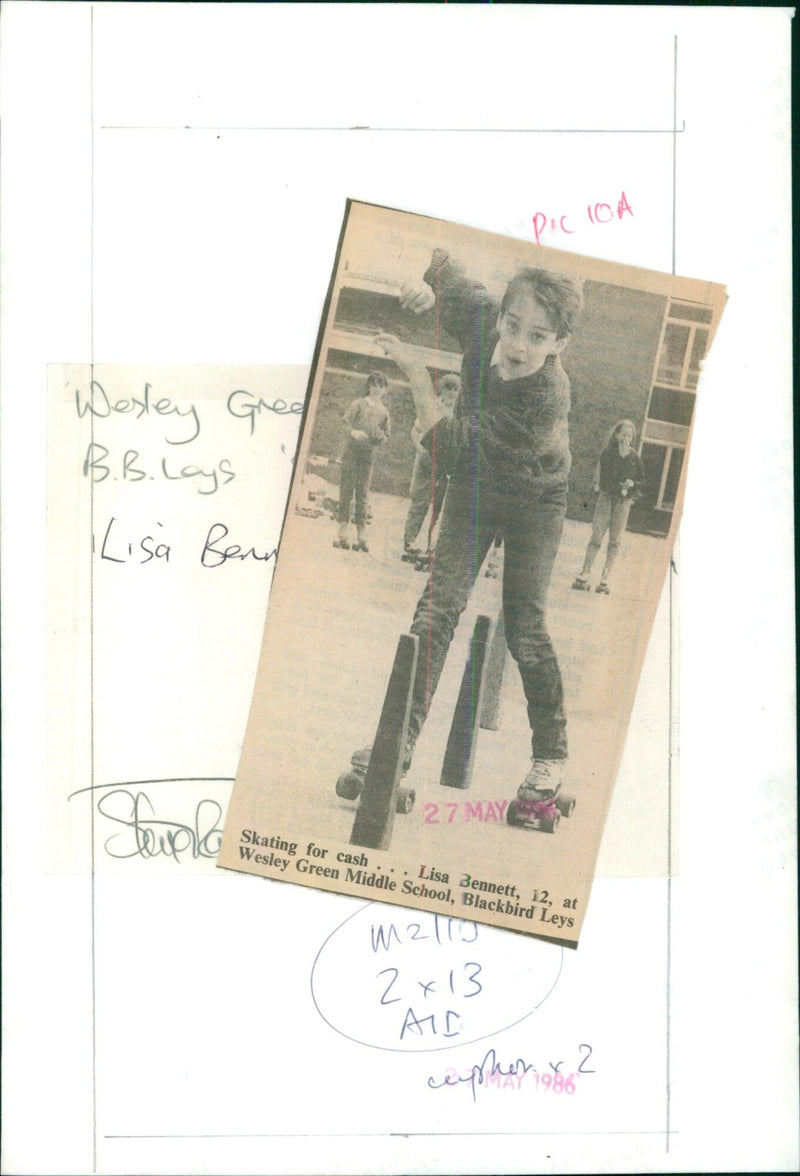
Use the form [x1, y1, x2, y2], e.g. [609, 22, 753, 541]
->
[47, 364, 306, 872]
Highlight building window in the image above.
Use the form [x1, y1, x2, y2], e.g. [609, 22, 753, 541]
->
[641, 442, 685, 513]
[654, 302, 710, 391]
[641, 298, 712, 525]
[647, 386, 695, 427]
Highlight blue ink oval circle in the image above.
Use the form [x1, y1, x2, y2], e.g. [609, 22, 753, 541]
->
[311, 902, 562, 1053]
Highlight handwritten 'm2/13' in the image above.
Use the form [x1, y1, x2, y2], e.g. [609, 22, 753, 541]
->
[370, 916, 485, 1044]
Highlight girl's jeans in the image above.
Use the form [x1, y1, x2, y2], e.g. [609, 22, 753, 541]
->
[338, 443, 375, 529]
[584, 491, 632, 576]
[408, 481, 568, 761]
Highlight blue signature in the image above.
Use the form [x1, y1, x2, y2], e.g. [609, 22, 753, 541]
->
[427, 1048, 536, 1101]
[428, 1043, 595, 1101]
[97, 787, 224, 861]
[68, 778, 232, 863]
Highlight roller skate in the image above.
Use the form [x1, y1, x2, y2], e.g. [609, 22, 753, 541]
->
[571, 575, 591, 591]
[484, 545, 503, 579]
[414, 550, 432, 572]
[335, 745, 415, 813]
[333, 536, 351, 549]
[506, 759, 576, 833]
[401, 542, 421, 563]
[595, 580, 610, 595]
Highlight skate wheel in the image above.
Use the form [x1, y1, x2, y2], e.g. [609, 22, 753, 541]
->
[335, 771, 363, 801]
[350, 746, 372, 773]
[396, 786, 415, 814]
[555, 793, 576, 818]
[540, 811, 561, 834]
[506, 801, 526, 827]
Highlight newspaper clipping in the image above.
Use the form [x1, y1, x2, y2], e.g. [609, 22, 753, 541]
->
[218, 201, 726, 946]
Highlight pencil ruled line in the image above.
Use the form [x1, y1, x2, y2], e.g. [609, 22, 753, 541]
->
[89, 7, 97, 1173]
[666, 33, 678, 1159]
[68, 777, 235, 801]
[99, 124, 688, 135]
[105, 1130, 678, 1140]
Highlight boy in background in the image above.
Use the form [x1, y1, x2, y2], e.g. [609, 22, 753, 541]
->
[334, 370, 390, 553]
[374, 332, 460, 561]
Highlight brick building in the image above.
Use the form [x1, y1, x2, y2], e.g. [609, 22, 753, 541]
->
[307, 274, 712, 537]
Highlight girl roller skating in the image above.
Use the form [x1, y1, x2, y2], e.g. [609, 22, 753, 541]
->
[573, 418, 645, 595]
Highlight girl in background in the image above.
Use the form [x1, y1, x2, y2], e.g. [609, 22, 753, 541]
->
[573, 418, 645, 595]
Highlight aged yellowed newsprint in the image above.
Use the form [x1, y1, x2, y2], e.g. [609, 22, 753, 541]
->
[218, 201, 726, 946]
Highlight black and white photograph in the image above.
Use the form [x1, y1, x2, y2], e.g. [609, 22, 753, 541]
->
[220, 200, 726, 945]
